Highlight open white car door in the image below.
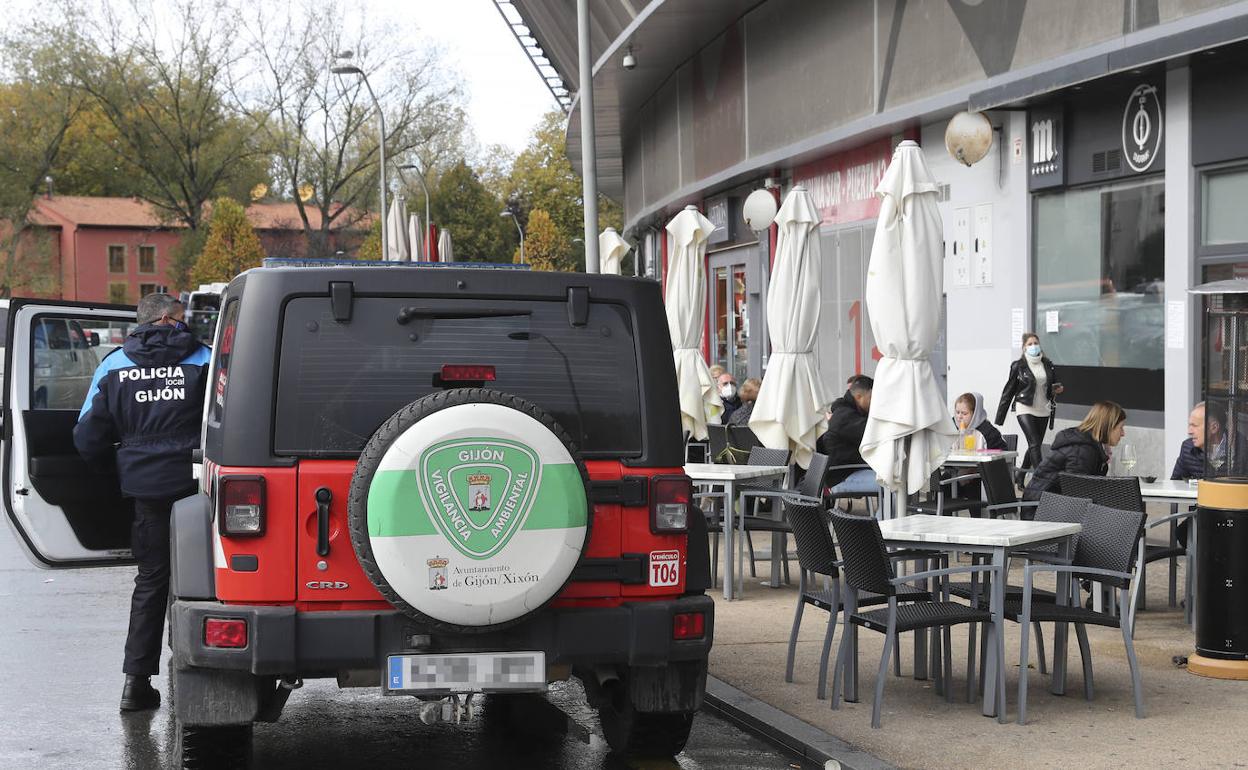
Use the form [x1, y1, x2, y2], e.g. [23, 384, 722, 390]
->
[3, 299, 138, 567]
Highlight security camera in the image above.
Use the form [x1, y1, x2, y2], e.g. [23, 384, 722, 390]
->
[622, 46, 636, 71]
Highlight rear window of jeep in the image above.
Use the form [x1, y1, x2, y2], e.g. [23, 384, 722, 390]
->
[273, 296, 643, 457]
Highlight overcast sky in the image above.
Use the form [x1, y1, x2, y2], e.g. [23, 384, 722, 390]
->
[1, 0, 558, 155]
[387, 0, 557, 153]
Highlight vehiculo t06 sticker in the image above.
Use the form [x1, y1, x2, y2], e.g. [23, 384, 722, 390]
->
[649, 550, 680, 587]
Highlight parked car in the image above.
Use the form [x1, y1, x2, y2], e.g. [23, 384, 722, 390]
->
[2, 264, 712, 767]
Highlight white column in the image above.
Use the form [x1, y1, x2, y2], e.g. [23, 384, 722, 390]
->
[1164, 66, 1194, 474]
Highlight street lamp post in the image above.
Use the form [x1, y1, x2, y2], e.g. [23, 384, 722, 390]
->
[397, 163, 432, 258]
[331, 57, 387, 261]
[501, 210, 525, 264]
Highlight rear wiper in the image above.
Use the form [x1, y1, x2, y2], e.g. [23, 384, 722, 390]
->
[507, 331, 585, 446]
[396, 307, 531, 325]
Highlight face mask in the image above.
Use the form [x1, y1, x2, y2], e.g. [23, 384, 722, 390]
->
[1025, 344, 1041, 357]
[720, 384, 737, 400]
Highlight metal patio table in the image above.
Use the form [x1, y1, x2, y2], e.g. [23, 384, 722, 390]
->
[1141, 479, 1199, 624]
[861, 515, 1082, 720]
[684, 463, 789, 600]
[943, 449, 1019, 499]
[942, 449, 1018, 467]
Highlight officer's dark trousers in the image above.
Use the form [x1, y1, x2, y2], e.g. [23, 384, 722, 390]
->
[122, 496, 178, 676]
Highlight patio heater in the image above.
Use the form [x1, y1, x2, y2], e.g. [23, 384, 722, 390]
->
[1190, 279, 1248, 680]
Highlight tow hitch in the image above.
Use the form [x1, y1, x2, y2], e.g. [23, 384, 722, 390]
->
[417, 693, 477, 725]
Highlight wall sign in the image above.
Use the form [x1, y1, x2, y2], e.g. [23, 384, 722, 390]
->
[1122, 84, 1163, 173]
[1027, 106, 1064, 191]
[793, 133, 916, 225]
[705, 196, 737, 245]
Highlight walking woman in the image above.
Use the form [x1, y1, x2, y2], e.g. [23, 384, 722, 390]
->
[996, 332, 1063, 472]
[1023, 401, 1127, 501]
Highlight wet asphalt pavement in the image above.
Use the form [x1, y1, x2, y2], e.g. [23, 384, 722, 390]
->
[0, 522, 815, 770]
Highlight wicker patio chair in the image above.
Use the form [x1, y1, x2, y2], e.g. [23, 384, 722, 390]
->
[781, 497, 931, 700]
[1060, 472, 1188, 611]
[1014, 502, 1147, 723]
[701, 446, 792, 586]
[828, 512, 997, 728]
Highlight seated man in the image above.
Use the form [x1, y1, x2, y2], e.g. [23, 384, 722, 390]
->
[1171, 401, 1228, 545]
[728, 377, 761, 426]
[1171, 402, 1212, 481]
[818, 375, 879, 497]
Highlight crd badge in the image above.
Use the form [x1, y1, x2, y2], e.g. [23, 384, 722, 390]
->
[306, 581, 349, 590]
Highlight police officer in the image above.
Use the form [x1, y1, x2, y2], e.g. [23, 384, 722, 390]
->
[74, 293, 211, 711]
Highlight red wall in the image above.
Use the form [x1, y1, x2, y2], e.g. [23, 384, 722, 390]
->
[67, 227, 185, 302]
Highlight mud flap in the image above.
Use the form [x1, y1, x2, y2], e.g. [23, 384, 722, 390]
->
[173, 666, 270, 726]
[683, 505, 711, 594]
[627, 659, 707, 713]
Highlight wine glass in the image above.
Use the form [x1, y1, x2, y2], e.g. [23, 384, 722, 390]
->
[1119, 443, 1138, 476]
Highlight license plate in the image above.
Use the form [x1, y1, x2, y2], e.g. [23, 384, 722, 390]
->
[385, 651, 546, 694]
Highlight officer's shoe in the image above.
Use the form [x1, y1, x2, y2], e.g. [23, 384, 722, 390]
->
[119, 675, 160, 712]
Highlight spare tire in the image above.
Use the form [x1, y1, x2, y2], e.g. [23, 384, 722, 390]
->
[348, 388, 591, 633]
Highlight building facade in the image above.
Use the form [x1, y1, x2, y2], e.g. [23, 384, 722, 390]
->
[12, 197, 369, 303]
[510, 0, 1248, 478]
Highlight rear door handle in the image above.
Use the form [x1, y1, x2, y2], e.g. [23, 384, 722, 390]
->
[315, 488, 332, 557]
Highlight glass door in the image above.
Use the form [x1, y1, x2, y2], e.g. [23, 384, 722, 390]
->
[710, 259, 751, 382]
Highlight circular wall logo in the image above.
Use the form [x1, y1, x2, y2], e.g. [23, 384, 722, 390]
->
[1122, 84, 1162, 173]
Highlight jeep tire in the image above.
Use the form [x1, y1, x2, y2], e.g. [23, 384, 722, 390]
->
[348, 388, 592, 633]
[173, 723, 253, 769]
[595, 683, 695, 758]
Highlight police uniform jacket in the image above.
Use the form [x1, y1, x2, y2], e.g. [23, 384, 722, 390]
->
[74, 322, 211, 499]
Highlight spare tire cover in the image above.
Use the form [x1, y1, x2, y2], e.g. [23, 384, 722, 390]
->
[348, 389, 591, 631]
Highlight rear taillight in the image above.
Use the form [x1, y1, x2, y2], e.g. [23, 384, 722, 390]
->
[441, 364, 496, 382]
[218, 476, 265, 536]
[204, 617, 248, 648]
[672, 612, 705, 640]
[650, 475, 691, 533]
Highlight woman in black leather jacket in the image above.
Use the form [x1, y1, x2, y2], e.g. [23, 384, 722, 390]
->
[1023, 401, 1127, 501]
[995, 332, 1063, 472]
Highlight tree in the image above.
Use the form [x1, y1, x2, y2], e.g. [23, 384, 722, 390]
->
[521, 209, 574, 272]
[357, 218, 383, 261]
[62, 0, 269, 230]
[190, 198, 266, 284]
[240, 5, 468, 256]
[503, 110, 623, 271]
[47, 102, 142, 198]
[0, 38, 87, 296]
[169, 227, 209, 292]
[429, 160, 513, 262]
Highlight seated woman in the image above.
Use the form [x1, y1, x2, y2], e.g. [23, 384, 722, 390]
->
[1023, 401, 1127, 502]
[952, 392, 1008, 451]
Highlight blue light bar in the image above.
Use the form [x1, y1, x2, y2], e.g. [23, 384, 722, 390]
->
[261, 258, 531, 270]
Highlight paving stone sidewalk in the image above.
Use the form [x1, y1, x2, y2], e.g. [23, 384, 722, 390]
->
[708, 543, 1248, 769]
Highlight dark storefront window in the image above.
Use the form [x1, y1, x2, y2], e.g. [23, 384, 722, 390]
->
[1033, 177, 1165, 410]
[1200, 164, 1248, 251]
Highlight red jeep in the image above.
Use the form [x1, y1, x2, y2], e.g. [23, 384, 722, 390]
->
[2, 265, 712, 767]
